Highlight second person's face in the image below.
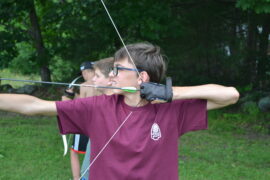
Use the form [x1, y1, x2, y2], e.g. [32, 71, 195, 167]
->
[93, 68, 112, 87]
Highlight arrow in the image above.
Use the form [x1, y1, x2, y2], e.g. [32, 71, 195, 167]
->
[0, 78, 138, 93]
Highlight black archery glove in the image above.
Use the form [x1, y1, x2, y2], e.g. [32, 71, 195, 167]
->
[140, 77, 173, 102]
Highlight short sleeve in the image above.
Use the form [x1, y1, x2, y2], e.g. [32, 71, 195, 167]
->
[177, 99, 208, 136]
[56, 97, 96, 135]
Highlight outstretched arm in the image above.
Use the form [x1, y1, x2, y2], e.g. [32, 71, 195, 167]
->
[0, 94, 57, 116]
[172, 84, 239, 110]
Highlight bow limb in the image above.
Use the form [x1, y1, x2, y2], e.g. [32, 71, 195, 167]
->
[62, 135, 68, 156]
[62, 76, 82, 156]
[68, 75, 82, 89]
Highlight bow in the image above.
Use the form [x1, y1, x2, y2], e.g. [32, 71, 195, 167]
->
[62, 75, 82, 156]
[68, 75, 82, 89]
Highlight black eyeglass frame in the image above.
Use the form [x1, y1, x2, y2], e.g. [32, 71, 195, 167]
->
[111, 66, 143, 76]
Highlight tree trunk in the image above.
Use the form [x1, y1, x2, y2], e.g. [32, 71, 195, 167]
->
[245, 12, 258, 88]
[29, 0, 51, 82]
[257, 15, 270, 89]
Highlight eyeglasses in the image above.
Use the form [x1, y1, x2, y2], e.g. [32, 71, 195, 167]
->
[111, 66, 143, 76]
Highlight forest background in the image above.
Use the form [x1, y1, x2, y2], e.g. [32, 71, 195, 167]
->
[1, 0, 270, 179]
[0, 0, 270, 130]
[1, 0, 270, 87]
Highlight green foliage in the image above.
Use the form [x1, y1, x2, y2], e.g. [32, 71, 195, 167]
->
[209, 108, 270, 135]
[242, 101, 260, 115]
[0, 1, 30, 69]
[9, 42, 38, 75]
[237, 0, 270, 13]
[209, 111, 245, 134]
[163, 0, 248, 85]
[1, 0, 174, 81]
[0, 0, 269, 87]
[0, 69, 40, 88]
[237, 84, 253, 94]
[49, 56, 77, 82]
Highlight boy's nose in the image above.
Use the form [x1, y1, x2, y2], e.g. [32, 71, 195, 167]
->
[109, 71, 114, 77]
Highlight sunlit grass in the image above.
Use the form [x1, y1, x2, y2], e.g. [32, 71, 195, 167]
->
[0, 113, 71, 179]
[179, 130, 270, 180]
[0, 69, 40, 88]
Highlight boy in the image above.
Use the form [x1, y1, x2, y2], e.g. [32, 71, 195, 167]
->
[92, 57, 114, 95]
[80, 57, 114, 179]
[0, 42, 239, 180]
[62, 61, 99, 180]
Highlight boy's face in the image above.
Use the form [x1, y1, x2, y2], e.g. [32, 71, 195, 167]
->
[82, 69, 95, 81]
[93, 68, 111, 87]
[109, 58, 140, 94]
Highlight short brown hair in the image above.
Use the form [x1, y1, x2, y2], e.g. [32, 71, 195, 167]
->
[114, 42, 167, 83]
[93, 57, 114, 77]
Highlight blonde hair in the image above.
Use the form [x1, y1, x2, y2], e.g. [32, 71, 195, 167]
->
[93, 57, 114, 77]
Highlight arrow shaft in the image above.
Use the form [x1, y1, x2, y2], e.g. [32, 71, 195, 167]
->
[0, 78, 138, 91]
[1, 78, 70, 86]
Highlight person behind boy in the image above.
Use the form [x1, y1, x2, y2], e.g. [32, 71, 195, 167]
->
[0, 42, 239, 180]
[80, 57, 114, 179]
[92, 57, 114, 95]
[63, 61, 99, 180]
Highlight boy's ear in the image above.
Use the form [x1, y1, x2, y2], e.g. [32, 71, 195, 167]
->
[138, 71, 150, 84]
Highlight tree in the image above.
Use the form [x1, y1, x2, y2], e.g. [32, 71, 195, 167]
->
[0, 0, 172, 81]
[0, 0, 51, 81]
[237, 0, 270, 13]
[237, 0, 270, 89]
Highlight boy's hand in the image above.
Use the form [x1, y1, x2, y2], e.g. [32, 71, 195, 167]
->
[140, 77, 173, 103]
[63, 88, 75, 99]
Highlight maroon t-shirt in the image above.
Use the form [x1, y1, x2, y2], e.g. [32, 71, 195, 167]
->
[56, 95, 207, 180]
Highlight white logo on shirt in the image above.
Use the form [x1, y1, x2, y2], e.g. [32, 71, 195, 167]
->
[151, 123, 161, 141]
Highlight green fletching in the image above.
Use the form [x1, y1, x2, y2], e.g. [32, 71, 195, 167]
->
[121, 87, 137, 93]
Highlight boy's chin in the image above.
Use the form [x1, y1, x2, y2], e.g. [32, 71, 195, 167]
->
[112, 89, 122, 95]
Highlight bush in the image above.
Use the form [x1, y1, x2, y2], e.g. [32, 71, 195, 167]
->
[49, 56, 77, 82]
[9, 42, 38, 75]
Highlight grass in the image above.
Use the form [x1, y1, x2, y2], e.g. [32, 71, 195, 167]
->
[179, 131, 270, 180]
[0, 69, 40, 88]
[0, 111, 269, 180]
[0, 112, 71, 179]
[178, 110, 270, 180]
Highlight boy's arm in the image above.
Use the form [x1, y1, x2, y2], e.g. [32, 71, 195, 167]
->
[0, 94, 57, 116]
[172, 84, 239, 110]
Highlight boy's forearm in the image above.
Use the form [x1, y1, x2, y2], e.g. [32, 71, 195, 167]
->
[172, 84, 239, 109]
[0, 94, 33, 114]
[172, 84, 236, 100]
[0, 94, 57, 116]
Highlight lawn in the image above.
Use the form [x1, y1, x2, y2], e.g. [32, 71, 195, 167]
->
[0, 111, 269, 180]
[0, 112, 70, 179]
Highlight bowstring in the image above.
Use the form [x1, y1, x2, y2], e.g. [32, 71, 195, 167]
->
[100, 0, 142, 79]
